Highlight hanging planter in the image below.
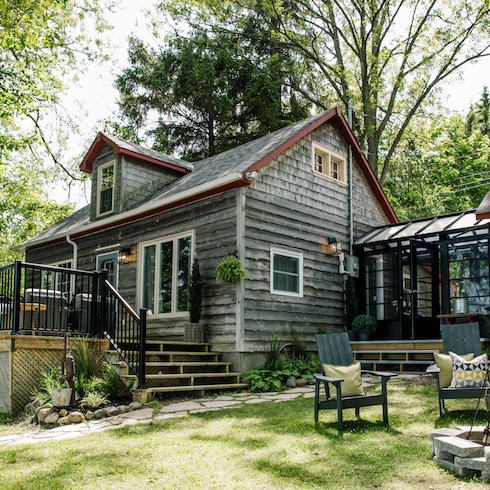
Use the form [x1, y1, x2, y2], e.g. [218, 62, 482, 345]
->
[216, 255, 246, 282]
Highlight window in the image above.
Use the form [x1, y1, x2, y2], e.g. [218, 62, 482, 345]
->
[42, 261, 72, 298]
[312, 141, 346, 185]
[97, 162, 115, 216]
[140, 232, 192, 316]
[270, 247, 303, 297]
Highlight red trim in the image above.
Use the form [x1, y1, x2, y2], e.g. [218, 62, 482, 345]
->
[80, 133, 189, 175]
[476, 212, 490, 220]
[242, 107, 398, 224]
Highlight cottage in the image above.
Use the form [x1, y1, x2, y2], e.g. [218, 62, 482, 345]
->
[15, 107, 396, 373]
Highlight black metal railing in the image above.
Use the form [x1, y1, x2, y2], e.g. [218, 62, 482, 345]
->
[0, 260, 147, 388]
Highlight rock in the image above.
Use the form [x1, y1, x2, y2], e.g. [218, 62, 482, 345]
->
[129, 401, 142, 410]
[94, 409, 106, 419]
[104, 406, 119, 417]
[85, 411, 95, 420]
[44, 412, 60, 424]
[117, 405, 131, 414]
[58, 416, 70, 425]
[37, 407, 54, 424]
[59, 409, 68, 417]
[296, 378, 308, 387]
[35, 403, 53, 416]
[68, 411, 84, 423]
[286, 378, 296, 388]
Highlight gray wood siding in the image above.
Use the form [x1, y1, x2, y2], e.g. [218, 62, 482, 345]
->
[240, 121, 389, 353]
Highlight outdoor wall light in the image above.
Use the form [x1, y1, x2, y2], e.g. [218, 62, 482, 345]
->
[118, 247, 132, 265]
[327, 237, 342, 256]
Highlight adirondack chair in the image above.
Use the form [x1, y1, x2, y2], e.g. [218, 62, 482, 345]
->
[314, 332, 396, 430]
[427, 322, 485, 416]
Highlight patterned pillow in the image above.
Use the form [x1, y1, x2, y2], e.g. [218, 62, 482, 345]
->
[449, 352, 489, 388]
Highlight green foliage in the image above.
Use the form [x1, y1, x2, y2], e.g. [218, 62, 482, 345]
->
[188, 257, 204, 323]
[216, 255, 246, 282]
[115, 29, 310, 161]
[352, 315, 377, 334]
[244, 357, 319, 392]
[344, 276, 358, 330]
[79, 391, 109, 409]
[31, 366, 66, 404]
[263, 333, 283, 370]
[70, 338, 101, 380]
[98, 362, 135, 400]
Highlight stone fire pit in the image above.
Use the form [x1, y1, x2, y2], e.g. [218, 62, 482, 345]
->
[431, 427, 490, 481]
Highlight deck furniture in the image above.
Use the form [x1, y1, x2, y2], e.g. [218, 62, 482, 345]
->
[314, 332, 396, 430]
[427, 322, 485, 416]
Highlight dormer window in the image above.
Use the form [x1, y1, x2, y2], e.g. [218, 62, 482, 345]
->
[98, 161, 115, 216]
[312, 141, 347, 185]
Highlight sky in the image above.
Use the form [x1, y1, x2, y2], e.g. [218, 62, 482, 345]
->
[55, 0, 490, 207]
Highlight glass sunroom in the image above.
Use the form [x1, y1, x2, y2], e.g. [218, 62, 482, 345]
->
[354, 210, 490, 340]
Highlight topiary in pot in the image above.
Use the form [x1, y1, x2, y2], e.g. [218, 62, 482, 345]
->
[216, 255, 246, 282]
[352, 314, 377, 340]
[344, 275, 359, 339]
[184, 257, 205, 343]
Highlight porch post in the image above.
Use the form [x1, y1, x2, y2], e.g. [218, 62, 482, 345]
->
[91, 272, 100, 337]
[138, 308, 147, 389]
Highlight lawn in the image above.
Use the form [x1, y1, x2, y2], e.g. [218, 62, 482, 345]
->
[0, 377, 489, 489]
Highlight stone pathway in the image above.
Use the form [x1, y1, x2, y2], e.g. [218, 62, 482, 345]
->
[0, 373, 423, 447]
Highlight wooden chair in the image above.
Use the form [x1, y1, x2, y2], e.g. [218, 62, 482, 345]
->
[427, 322, 484, 416]
[314, 332, 396, 430]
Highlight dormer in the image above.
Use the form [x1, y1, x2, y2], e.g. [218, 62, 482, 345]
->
[81, 133, 193, 222]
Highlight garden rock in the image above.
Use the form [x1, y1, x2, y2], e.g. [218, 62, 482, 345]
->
[37, 407, 54, 424]
[94, 409, 106, 419]
[44, 412, 60, 425]
[68, 411, 84, 423]
[129, 402, 142, 410]
[59, 409, 68, 417]
[296, 378, 307, 387]
[58, 416, 70, 425]
[85, 411, 95, 420]
[117, 405, 131, 414]
[286, 378, 296, 388]
[35, 403, 53, 416]
[105, 406, 119, 417]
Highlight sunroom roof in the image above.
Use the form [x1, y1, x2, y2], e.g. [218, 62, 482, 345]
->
[355, 211, 490, 246]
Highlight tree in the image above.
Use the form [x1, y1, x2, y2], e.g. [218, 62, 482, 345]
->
[159, 0, 490, 182]
[115, 29, 310, 160]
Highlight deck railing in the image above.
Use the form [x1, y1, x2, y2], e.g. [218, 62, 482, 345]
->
[0, 260, 147, 388]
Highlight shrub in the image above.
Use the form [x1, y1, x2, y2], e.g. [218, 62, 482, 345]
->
[31, 366, 66, 404]
[80, 391, 109, 409]
[216, 255, 246, 282]
[188, 257, 204, 323]
[71, 338, 101, 379]
[352, 314, 377, 334]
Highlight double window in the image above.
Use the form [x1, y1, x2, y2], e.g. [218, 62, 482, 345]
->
[97, 162, 115, 216]
[140, 232, 192, 316]
[270, 247, 303, 297]
[312, 141, 346, 185]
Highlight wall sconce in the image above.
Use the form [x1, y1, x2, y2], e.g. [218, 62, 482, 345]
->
[327, 237, 342, 256]
[118, 247, 132, 265]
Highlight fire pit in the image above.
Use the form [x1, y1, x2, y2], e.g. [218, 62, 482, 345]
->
[431, 427, 490, 480]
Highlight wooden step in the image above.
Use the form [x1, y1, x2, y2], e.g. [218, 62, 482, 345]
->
[147, 382, 250, 394]
[122, 372, 241, 381]
[144, 351, 220, 361]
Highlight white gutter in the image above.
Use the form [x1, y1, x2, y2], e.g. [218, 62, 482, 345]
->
[348, 100, 354, 255]
[18, 172, 245, 251]
[66, 235, 78, 269]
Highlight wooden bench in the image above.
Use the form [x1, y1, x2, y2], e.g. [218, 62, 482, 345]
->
[353, 349, 438, 371]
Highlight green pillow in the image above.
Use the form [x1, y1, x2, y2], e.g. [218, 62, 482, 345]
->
[433, 351, 474, 388]
[322, 362, 364, 399]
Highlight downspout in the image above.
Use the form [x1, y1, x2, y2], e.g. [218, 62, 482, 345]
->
[348, 100, 354, 256]
[66, 235, 78, 269]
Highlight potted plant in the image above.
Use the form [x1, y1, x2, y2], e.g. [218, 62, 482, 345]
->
[344, 275, 359, 340]
[216, 255, 246, 282]
[184, 257, 205, 343]
[352, 314, 377, 341]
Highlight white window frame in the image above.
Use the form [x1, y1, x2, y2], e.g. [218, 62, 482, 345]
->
[270, 247, 303, 298]
[312, 141, 347, 186]
[97, 160, 115, 217]
[42, 260, 73, 300]
[138, 230, 194, 318]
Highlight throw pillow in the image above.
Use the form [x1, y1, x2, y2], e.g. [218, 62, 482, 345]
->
[433, 351, 474, 388]
[449, 352, 489, 389]
[322, 362, 364, 399]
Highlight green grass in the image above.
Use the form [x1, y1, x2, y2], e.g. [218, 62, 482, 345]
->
[0, 380, 489, 489]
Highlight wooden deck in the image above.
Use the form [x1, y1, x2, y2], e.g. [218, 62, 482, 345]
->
[351, 339, 443, 371]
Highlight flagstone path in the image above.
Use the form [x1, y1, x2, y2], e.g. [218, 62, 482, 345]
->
[0, 374, 423, 447]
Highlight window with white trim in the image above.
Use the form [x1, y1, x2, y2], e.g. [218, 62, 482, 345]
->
[140, 232, 192, 316]
[42, 261, 73, 297]
[312, 141, 346, 185]
[97, 161, 115, 216]
[270, 248, 303, 297]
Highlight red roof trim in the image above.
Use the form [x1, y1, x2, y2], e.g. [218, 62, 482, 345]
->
[476, 212, 490, 220]
[243, 107, 398, 224]
[80, 133, 189, 175]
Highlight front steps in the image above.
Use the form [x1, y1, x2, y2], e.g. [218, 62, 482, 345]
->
[105, 340, 249, 399]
